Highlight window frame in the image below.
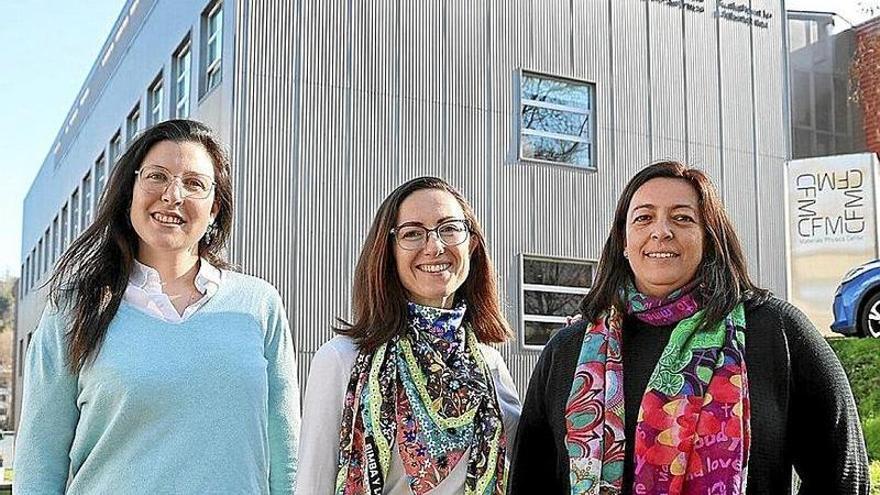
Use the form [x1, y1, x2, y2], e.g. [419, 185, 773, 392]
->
[70, 188, 81, 241]
[52, 214, 60, 264]
[95, 153, 107, 206]
[28, 249, 35, 290]
[36, 238, 43, 281]
[517, 69, 597, 171]
[147, 73, 164, 127]
[82, 171, 93, 229]
[109, 131, 123, 166]
[126, 105, 141, 145]
[42, 228, 50, 275]
[519, 253, 596, 350]
[173, 36, 192, 118]
[202, 2, 223, 96]
[60, 202, 69, 254]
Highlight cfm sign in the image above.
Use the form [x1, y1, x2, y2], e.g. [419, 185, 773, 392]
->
[794, 169, 866, 239]
[786, 153, 879, 335]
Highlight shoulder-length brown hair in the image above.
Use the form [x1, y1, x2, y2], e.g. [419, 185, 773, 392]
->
[337, 176, 511, 352]
[580, 160, 769, 329]
[49, 119, 235, 372]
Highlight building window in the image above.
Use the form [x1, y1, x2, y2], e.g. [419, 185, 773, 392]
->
[520, 255, 595, 347]
[95, 153, 107, 202]
[29, 249, 36, 289]
[126, 105, 140, 144]
[19, 265, 24, 298]
[36, 239, 43, 280]
[147, 75, 164, 126]
[82, 171, 92, 228]
[52, 214, 60, 263]
[42, 229, 50, 274]
[71, 189, 81, 241]
[202, 2, 223, 94]
[60, 202, 69, 254]
[519, 71, 595, 169]
[173, 37, 192, 118]
[109, 131, 123, 167]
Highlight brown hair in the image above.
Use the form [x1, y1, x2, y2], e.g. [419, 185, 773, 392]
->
[579, 160, 769, 329]
[49, 119, 235, 372]
[336, 176, 511, 352]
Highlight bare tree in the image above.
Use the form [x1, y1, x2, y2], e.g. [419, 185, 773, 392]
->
[859, 1, 880, 17]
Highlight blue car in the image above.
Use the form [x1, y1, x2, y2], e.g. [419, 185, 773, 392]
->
[832, 259, 880, 338]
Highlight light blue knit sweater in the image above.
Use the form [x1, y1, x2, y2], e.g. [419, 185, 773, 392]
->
[14, 271, 300, 494]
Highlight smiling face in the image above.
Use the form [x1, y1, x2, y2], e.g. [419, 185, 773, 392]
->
[130, 140, 218, 262]
[393, 188, 473, 309]
[625, 177, 704, 298]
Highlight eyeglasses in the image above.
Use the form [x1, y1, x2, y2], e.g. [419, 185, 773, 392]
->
[390, 219, 471, 251]
[135, 165, 215, 199]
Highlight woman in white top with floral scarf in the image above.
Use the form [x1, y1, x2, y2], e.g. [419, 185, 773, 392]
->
[297, 176, 521, 495]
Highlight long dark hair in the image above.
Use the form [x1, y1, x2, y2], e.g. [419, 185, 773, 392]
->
[336, 176, 511, 352]
[49, 119, 234, 372]
[580, 161, 769, 329]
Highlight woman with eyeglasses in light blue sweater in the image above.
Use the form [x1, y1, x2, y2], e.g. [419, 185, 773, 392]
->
[15, 120, 300, 494]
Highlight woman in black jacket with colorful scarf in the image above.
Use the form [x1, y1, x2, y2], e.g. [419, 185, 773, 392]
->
[509, 161, 869, 495]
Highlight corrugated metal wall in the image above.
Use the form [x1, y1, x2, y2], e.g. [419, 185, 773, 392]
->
[231, 0, 789, 398]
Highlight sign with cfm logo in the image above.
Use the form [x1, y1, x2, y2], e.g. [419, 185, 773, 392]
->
[786, 153, 879, 335]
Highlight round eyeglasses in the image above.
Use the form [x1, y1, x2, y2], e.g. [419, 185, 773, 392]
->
[135, 165, 216, 200]
[390, 219, 471, 251]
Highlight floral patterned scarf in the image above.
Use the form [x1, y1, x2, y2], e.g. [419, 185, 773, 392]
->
[564, 281, 750, 494]
[336, 300, 507, 495]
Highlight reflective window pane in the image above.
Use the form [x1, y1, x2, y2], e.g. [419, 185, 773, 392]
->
[109, 132, 122, 167]
[520, 72, 594, 168]
[835, 134, 851, 153]
[523, 258, 593, 286]
[792, 70, 812, 128]
[833, 76, 849, 136]
[96, 155, 107, 199]
[52, 216, 59, 263]
[524, 290, 582, 317]
[522, 106, 589, 138]
[521, 134, 591, 167]
[793, 128, 814, 158]
[522, 75, 590, 108]
[174, 43, 192, 118]
[82, 172, 92, 228]
[789, 20, 809, 51]
[127, 107, 140, 144]
[816, 132, 833, 155]
[71, 190, 80, 240]
[520, 256, 594, 347]
[814, 73, 832, 132]
[524, 321, 564, 346]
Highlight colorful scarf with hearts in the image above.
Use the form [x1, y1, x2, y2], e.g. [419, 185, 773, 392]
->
[564, 281, 750, 495]
[335, 300, 507, 495]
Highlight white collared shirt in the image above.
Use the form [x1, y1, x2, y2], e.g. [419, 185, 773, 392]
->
[123, 258, 223, 323]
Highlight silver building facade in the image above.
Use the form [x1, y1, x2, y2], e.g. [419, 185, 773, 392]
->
[16, 0, 789, 427]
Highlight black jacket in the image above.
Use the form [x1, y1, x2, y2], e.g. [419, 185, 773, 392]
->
[508, 297, 870, 495]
